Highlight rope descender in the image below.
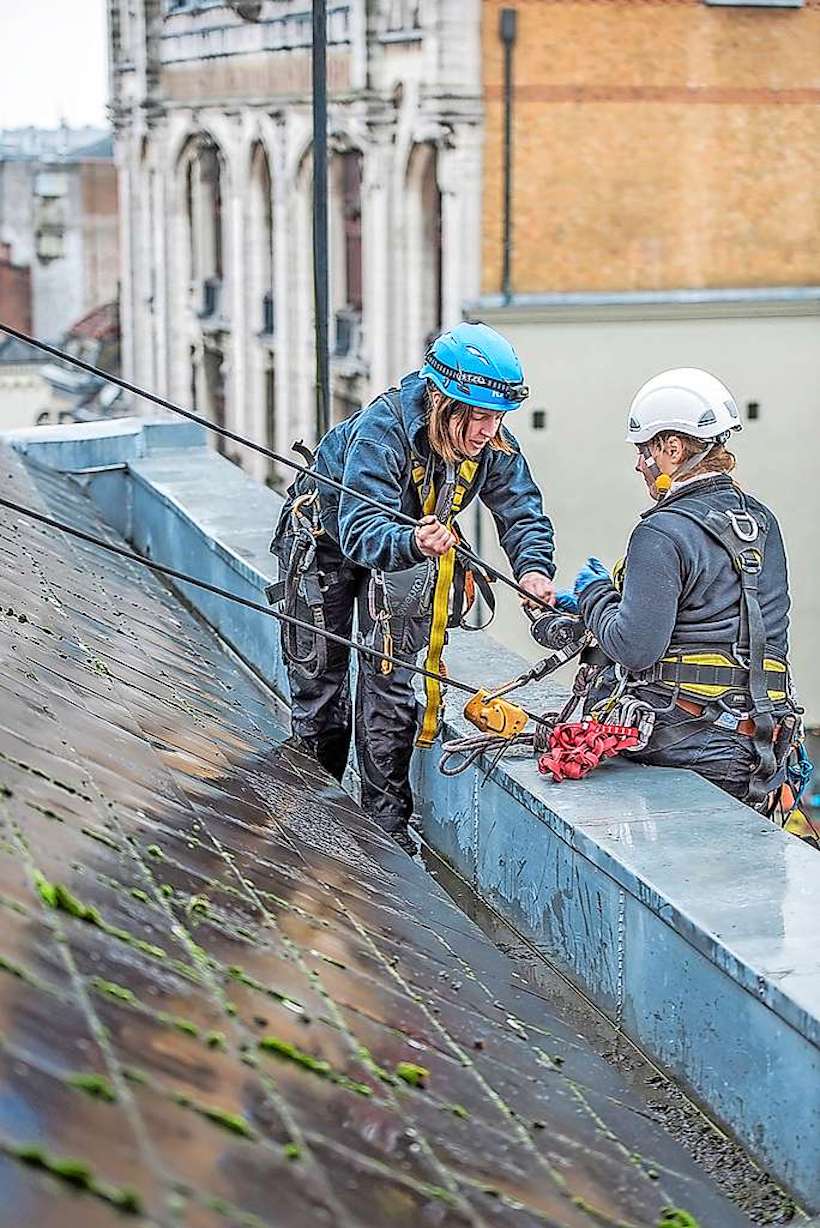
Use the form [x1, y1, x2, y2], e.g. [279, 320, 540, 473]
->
[463, 689, 528, 739]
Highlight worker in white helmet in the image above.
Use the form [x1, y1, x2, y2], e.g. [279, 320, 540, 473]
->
[557, 368, 814, 842]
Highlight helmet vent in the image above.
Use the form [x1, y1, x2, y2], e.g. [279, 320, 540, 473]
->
[628, 416, 641, 431]
[697, 408, 717, 428]
[725, 399, 739, 419]
[465, 346, 491, 365]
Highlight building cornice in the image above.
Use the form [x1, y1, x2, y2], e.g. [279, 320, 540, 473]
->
[467, 287, 820, 323]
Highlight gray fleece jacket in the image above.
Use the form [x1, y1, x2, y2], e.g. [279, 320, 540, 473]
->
[578, 475, 790, 673]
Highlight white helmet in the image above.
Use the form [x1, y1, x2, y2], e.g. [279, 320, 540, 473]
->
[626, 368, 742, 445]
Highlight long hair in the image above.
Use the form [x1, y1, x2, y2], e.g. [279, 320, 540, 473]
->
[425, 387, 513, 465]
[653, 430, 736, 479]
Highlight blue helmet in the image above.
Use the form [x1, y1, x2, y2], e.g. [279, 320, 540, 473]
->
[419, 322, 529, 412]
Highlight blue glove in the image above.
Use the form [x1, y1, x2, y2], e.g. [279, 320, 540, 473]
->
[573, 557, 611, 598]
[554, 590, 579, 613]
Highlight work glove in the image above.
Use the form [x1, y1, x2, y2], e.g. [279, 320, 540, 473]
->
[554, 590, 579, 614]
[573, 557, 611, 598]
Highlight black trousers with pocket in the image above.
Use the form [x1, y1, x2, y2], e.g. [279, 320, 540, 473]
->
[273, 529, 430, 834]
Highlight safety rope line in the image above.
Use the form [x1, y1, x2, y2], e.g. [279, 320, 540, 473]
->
[0, 492, 543, 719]
[0, 322, 552, 612]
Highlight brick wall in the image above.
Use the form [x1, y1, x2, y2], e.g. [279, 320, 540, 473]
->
[80, 161, 120, 312]
[0, 242, 32, 332]
[481, 0, 820, 293]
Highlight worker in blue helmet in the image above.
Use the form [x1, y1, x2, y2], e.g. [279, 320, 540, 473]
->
[270, 321, 556, 849]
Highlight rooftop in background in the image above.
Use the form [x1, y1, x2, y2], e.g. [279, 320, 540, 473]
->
[0, 334, 41, 366]
[66, 302, 120, 345]
[0, 440, 749, 1227]
[0, 126, 113, 163]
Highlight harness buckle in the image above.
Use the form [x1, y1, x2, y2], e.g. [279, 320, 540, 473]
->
[726, 509, 759, 543]
[736, 547, 763, 575]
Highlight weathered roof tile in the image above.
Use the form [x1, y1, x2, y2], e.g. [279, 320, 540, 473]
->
[0, 445, 751, 1226]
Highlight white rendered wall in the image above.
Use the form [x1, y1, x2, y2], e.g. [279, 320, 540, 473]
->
[470, 301, 820, 722]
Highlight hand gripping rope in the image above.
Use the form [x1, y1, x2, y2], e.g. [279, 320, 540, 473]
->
[0, 322, 554, 615]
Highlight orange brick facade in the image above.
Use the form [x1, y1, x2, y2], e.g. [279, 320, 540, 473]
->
[0, 242, 32, 333]
[481, 0, 820, 293]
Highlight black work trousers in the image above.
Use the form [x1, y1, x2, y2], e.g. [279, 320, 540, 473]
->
[274, 531, 430, 834]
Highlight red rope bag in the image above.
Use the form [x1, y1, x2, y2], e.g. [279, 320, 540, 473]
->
[537, 719, 640, 782]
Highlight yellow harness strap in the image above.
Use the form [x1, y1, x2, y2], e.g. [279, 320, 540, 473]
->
[658, 651, 788, 702]
[415, 458, 478, 748]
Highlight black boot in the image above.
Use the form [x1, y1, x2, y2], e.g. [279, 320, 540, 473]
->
[316, 728, 352, 782]
[389, 823, 422, 859]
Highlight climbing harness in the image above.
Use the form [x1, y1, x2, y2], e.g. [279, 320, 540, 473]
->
[636, 489, 798, 805]
[266, 489, 329, 679]
[0, 322, 554, 617]
[266, 411, 496, 738]
[586, 486, 813, 831]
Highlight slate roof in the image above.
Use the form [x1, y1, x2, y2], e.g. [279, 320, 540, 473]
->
[0, 443, 749, 1228]
[0, 335, 41, 366]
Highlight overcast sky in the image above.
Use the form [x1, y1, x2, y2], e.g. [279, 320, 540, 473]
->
[0, 0, 109, 130]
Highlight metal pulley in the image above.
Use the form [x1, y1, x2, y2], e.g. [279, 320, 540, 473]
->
[528, 607, 587, 655]
[464, 689, 528, 739]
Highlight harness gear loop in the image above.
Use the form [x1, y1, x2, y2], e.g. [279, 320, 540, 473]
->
[269, 482, 329, 680]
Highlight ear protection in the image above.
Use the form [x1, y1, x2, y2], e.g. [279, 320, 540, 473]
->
[638, 445, 671, 494]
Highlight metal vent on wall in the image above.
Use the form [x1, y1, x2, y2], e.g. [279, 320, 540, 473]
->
[704, 0, 803, 8]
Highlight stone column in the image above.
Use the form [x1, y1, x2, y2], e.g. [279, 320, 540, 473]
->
[270, 116, 292, 482]
[361, 126, 392, 399]
[438, 125, 482, 328]
[147, 158, 164, 394]
[115, 127, 136, 384]
[163, 115, 195, 408]
[224, 118, 248, 446]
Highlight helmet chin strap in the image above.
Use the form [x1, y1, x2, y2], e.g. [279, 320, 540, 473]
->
[641, 441, 719, 499]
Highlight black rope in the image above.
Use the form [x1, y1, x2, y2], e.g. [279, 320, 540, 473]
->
[0, 491, 525, 705]
[0, 321, 552, 612]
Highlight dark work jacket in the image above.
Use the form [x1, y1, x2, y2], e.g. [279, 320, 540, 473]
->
[304, 372, 555, 577]
[578, 475, 790, 673]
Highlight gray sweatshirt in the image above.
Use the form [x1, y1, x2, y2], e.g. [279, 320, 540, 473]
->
[578, 475, 790, 673]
